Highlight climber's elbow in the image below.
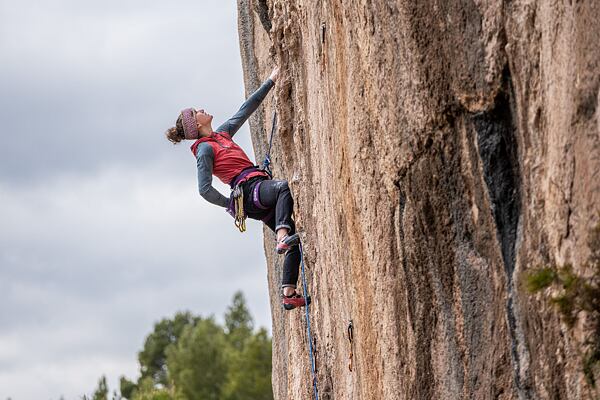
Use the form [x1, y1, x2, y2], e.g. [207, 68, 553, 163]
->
[198, 184, 211, 198]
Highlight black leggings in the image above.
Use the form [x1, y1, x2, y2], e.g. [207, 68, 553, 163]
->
[242, 177, 300, 289]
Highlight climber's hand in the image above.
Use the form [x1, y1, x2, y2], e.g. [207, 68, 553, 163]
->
[269, 67, 279, 83]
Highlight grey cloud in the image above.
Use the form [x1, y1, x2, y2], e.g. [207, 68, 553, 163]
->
[0, 2, 275, 399]
[0, 171, 273, 398]
[0, 170, 271, 330]
[0, 0, 259, 185]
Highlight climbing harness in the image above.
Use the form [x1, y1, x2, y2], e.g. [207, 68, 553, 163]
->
[227, 111, 278, 232]
[299, 242, 319, 400]
[227, 167, 260, 233]
[348, 320, 354, 372]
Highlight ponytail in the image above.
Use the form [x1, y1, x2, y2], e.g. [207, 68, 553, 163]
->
[165, 114, 185, 144]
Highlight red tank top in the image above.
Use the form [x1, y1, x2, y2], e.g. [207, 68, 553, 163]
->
[190, 132, 267, 185]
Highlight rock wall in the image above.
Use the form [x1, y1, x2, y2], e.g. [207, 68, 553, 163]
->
[237, 1, 600, 399]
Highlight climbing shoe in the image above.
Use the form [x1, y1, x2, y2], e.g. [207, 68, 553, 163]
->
[283, 293, 311, 310]
[276, 233, 300, 254]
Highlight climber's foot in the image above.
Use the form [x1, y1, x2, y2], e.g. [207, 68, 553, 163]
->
[276, 233, 300, 254]
[283, 293, 311, 310]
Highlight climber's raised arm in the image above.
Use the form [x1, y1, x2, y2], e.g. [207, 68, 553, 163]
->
[215, 67, 279, 137]
[196, 143, 229, 208]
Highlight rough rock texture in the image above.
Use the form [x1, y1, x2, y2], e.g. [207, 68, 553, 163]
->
[237, 1, 600, 399]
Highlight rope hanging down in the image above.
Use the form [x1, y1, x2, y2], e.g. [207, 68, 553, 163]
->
[261, 111, 277, 177]
[299, 242, 319, 400]
[263, 110, 318, 398]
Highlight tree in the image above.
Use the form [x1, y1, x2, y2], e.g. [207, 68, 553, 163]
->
[130, 377, 173, 400]
[224, 291, 253, 351]
[119, 376, 137, 399]
[138, 312, 200, 386]
[166, 318, 228, 400]
[223, 328, 273, 400]
[92, 376, 109, 400]
[117, 291, 273, 399]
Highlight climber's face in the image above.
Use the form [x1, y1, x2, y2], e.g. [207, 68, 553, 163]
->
[195, 108, 213, 128]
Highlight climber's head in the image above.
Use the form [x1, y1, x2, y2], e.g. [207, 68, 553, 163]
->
[165, 108, 214, 144]
[193, 108, 213, 131]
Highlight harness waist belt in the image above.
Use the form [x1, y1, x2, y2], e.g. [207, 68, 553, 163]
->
[229, 166, 268, 188]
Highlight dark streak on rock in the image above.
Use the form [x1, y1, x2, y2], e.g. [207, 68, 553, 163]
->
[471, 68, 531, 397]
[473, 70, 520, 279]
[254, 0, 272, 33]
[574, 83, 599, 124]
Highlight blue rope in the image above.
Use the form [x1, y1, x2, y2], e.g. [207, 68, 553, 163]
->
[299, 242, 319, 400]
[265, 110, 317, 397]
[262, 111, 277, 177]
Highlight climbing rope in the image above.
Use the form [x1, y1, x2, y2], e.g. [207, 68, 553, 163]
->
[261, 111, 277, 178]
[299, 242, 319, 400]
[264, 109, 317, 397]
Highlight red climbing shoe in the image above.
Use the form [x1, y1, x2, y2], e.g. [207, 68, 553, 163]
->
[276, 233, 300, 254]
[283, 293, 311, 310]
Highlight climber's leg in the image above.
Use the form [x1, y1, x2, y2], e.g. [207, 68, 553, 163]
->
[281, 227, 301, 295]
[257, 179, 293, 229]
[258, 180, 299, 253]
[246, 179, 307, 310]
[264, 215, 300, 294]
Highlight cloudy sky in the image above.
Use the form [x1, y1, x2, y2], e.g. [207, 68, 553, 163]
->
[0, 1, 274, 398]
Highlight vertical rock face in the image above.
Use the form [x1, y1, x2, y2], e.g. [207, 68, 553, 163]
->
[237, 1, 600, 399]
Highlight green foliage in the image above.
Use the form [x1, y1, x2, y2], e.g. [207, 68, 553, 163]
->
[223, 328, 273, 400]
[138, 312, 201, 386]
[584, 347, 600, 386]
[93, 292, 272, 400]
[166, 318, 228, 400]
[224, 291, 254, 352]
[526, 267, 556, 293]
[526, 264, 588, 327]
[131, 377, 173, 400]
[119, 377, 137, 400]
[92, 376, 109, 400]
[525, 222, 600, 386]
[83, 376, 120, 400]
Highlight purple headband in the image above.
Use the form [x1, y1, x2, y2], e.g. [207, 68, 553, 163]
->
[181, 108, 199, 139]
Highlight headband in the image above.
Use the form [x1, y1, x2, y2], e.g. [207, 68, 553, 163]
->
[181, 108, 199, 139]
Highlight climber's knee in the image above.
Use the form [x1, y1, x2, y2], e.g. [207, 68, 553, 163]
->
[276, 180, 289, 194]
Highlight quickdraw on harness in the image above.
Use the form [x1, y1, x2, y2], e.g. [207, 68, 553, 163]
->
[348, 320, 354, 372]
[228, 167, 259, 233]
[232, 185, 246, 232]
[228, 111, 278, 233]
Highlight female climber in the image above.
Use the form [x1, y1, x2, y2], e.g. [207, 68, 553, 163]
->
[165, 67, 308, 310]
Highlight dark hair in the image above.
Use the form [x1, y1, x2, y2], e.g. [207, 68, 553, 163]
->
[165, 114, 185, 144]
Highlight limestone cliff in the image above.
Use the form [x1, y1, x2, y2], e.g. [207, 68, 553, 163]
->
[237, 1, 600, 399]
